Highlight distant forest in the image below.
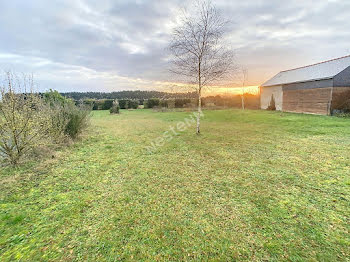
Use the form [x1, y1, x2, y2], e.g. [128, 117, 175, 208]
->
[60, 90, 260, 110]
[61, 90, 198, 100]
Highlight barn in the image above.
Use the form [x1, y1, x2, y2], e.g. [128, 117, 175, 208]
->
[260, 55, 350, 115]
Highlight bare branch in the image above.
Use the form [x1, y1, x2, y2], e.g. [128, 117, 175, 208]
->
[168, 0, 236, 133]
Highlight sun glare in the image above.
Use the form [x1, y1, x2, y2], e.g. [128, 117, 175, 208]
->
[203, 86, 260, 96]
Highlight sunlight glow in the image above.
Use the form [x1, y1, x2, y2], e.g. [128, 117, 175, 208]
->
[203, 86, 260, 96]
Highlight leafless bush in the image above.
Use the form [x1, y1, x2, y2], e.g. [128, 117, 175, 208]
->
[46, 102, 71, 142]
[0, 72, 49, 166]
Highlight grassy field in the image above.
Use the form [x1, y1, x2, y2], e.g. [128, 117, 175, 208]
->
[1, 109, 349, 261]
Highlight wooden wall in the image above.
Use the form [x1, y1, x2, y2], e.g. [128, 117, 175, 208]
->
[283, 87, 332, 115]
[331, 87, 350, 110]
[263, 84, 350, 115]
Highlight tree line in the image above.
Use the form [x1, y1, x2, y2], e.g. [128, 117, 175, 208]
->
[80, 94, 259, 111]
[61, 90, 198, 101]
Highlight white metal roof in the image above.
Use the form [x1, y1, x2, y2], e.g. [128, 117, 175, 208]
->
[261, 55, 350, 87]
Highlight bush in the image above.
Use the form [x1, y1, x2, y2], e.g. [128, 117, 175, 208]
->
[175, 98, 191, 108]
[168, 99, 175, 109]
[46, 102, 71, 142]
[89, 99, 117, 110]
[160, 100, 168, 108]
[144, 98, 160, 108]
[0, 77, 91, 166]
[110, 100, 120, 114]
[44, 90, 91, 141]
[0, 73, 50, 166]
[128, 100, 139, 109]
[119, 99, 129, 109]
[102, 99, 114, 110]
[82, 99, 95, 108]
[64, 103, 91, 139]
[93, 100, 103, 110]
[332, 110, 350, 117]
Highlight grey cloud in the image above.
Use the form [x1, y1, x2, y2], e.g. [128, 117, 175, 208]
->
[0, 0, 349, 91]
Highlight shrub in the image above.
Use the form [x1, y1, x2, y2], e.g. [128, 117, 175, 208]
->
[102, 99, 114, 110]
[168, 99, 175, 109]
[160, 100, 168, 108]
[110, 100, 120, 114]
[332, 110, 350, 118]
[175, 98, 191, 108]
[44, 90, 91, 141]
[93, 100, 104, 110]
[46, 102, 70, 142]
[0, 77, 91, 166]
[119, 99, 129, 109]
[44, 89, 66, 105]
[143, 100, 148, 108]
[145, 98, 160, 108]
[82, 99, 95, 109]
[0, 73, 49, 166]
[64, 103, 91, 140]
[128, 100, 139, 109]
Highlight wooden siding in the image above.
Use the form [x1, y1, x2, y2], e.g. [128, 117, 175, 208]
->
[283, 87, 332, 115]
[331, 87, 350, 110]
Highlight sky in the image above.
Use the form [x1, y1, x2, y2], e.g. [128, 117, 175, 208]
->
[0, 0, 349, 94]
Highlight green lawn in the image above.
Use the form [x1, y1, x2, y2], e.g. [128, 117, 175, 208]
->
[1, 109, 349, 261]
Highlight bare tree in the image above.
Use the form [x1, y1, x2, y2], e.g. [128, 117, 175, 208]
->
[169, 0, 235, 134]
[241, 68, 248, 110]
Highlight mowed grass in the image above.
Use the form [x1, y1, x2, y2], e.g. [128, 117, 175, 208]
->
[1, 109, 349, 261]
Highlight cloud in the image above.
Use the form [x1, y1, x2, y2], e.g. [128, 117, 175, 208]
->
[0, 0, 349, 92]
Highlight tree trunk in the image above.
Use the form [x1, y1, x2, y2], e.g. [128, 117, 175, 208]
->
[197, 61, 202, 135]
[196, 87, 201, 134]
[241, 87, 245, 110]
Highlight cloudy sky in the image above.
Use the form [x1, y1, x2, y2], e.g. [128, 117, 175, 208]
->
[0, 0, 349, 93]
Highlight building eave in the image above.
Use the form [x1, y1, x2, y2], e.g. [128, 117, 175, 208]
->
[261, 77, 333, 88]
